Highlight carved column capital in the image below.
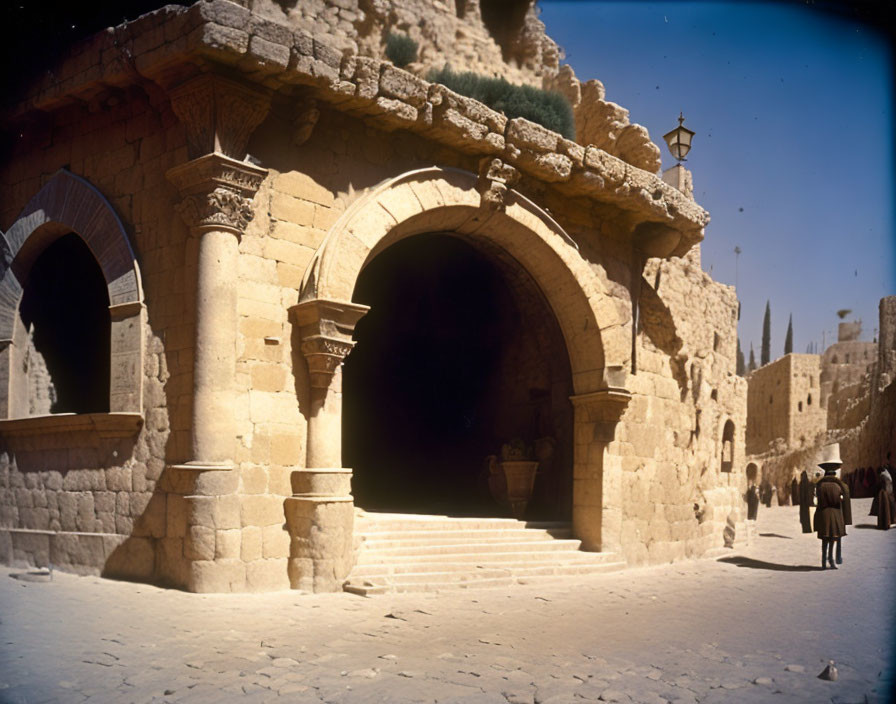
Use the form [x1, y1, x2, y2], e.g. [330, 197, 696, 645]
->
[168, 73, 272, 160]
[478, 157, 520, 211]
[166, 153, 267, 235]
[300, 335, 356, 389]
[290, 298, 370, 390]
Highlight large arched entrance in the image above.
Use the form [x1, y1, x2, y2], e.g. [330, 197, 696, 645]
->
[287, 167, 635, 592]
[343, 232, 574, 519]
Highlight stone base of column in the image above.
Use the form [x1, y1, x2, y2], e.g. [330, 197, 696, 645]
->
[284, 468, 354, 593]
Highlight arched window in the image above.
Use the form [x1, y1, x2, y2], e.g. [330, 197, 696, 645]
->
[746, 462, 758, 483]
[845, 353, 850, 364]
[832, 354, 839, 364]
[798, 401, 803, 412]
[17, 233, 110, 413]
[0, 170, 143, 421]
[807, 393, 812, 406]
[721, 419, 735, 472]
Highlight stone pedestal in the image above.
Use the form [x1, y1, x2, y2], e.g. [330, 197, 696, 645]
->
[285, 298, 369, 592]
[284, 469, 354, 592]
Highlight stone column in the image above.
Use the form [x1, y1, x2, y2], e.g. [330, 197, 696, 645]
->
[167, 154, 267, 470]
[284, 298, 368, 592]
[163, 74, 270, 592]
[570, 370, 631, 554]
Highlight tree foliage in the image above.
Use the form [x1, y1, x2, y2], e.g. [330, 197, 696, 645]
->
[427, 66, 575, 139]
[761, 301, 771, 367]
[784, 314, 793, 355]
[749, 344, 757, 373]
[736, 337, 745, 376]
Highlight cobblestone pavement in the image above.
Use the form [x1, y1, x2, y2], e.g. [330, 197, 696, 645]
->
[1, 499, 894, 704]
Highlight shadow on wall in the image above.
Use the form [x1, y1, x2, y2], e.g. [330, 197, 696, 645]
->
[638, 275, 687, 394]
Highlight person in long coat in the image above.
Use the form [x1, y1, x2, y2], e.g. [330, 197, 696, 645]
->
[874, 457, 895, 529]
[790, 477, 799, 506]
[798, 470, 813, 533]
[814, 444, 848, 569]
[746, 483, 759, 521]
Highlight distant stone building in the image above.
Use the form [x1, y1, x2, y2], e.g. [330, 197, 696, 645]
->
[745, 301, 895, 502]
[820, 321, 876, 406]
[745, 354, 825, 456]
[0, 0, 747, 592]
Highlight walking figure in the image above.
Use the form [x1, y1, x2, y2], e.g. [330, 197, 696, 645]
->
[814, 443, 851, 569]
[798, 470, 813, 533]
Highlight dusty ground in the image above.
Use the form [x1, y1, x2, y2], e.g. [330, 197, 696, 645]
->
[1, 498, 894, 704]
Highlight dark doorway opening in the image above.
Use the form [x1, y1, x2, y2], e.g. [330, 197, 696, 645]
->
[19, 232, 110, 413]
[343, 233, 573, 519]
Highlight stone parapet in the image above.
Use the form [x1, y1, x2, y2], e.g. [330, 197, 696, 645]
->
[5, 0, 708, 257]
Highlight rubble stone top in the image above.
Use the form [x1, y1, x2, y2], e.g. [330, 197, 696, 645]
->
[6, 0, 709, 252]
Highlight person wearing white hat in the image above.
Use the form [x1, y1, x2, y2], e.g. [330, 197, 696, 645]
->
[813, 443, 852, 569]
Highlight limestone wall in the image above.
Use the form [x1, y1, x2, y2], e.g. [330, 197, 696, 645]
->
[788, 355, 826, 447]
[0, 0, 742, 589]
[0, 86, 186, 581]
[820, 339, 876, 405]
[745, 354, 825, 455]
[621, 255, 747, 564]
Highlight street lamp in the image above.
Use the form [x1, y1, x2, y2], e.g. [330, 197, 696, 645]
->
[663, 112, 695, 162]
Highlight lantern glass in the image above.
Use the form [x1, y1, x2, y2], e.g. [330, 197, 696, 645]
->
[663, 118, 695, 162]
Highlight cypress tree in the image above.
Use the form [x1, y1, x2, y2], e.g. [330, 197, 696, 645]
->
[761, 301, 771, 366]
[784, 314, 793, 355]
[736, 337, 745, 376]
[748, 344, 757, 372]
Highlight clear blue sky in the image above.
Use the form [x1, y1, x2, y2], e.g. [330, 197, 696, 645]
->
[540, 1, 894, 359]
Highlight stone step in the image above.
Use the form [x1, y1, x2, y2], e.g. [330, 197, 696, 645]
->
[350, 554, 622, 576]
[354, 513, 568, 533]
[344, 561, 627, 595]
[345, 512, 622, 595]
[356, 528, 574, 545]
[356, 539, 584, 559]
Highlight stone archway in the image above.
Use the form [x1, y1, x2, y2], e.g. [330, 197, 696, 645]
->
[0, 170, 144, 418]
[343, 231, 576, 519]
[286, 167, 631, 591]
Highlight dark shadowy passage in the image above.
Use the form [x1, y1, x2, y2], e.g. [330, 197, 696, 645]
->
[19, 232, 110, 413]
[343, 233, 573, 518]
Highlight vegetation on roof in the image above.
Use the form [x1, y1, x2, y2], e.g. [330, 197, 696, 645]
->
[385, 33, 419, 68]
[427, 66, 575, 140]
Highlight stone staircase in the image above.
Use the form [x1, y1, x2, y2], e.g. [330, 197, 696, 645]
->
[343, 511, 626, 595]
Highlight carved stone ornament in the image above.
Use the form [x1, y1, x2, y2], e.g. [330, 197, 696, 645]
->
[478, 157, 520, 211]
[168, 74, 272, 160]
[167, 153, 268, 235]
[176, 187, 254, 232]
[301, 335, 356, 389]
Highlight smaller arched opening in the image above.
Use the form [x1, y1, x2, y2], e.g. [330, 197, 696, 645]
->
[746, 462, 758, 483]
[807, 393, 812, 406]
[0, 170, 143, 421]
[721, 419, 735, 473]
[15, 232, 110, 414]
[798, 401, 803, 412]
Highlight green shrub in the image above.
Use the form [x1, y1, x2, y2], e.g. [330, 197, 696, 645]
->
[385, 33, 418, 68]
[427, 66, 575, 140]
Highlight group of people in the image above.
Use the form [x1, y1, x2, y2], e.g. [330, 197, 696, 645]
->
[745, 444, 894, 569]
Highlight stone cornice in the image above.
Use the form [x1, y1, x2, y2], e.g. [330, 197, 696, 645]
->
[4, 0, 708, 255]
